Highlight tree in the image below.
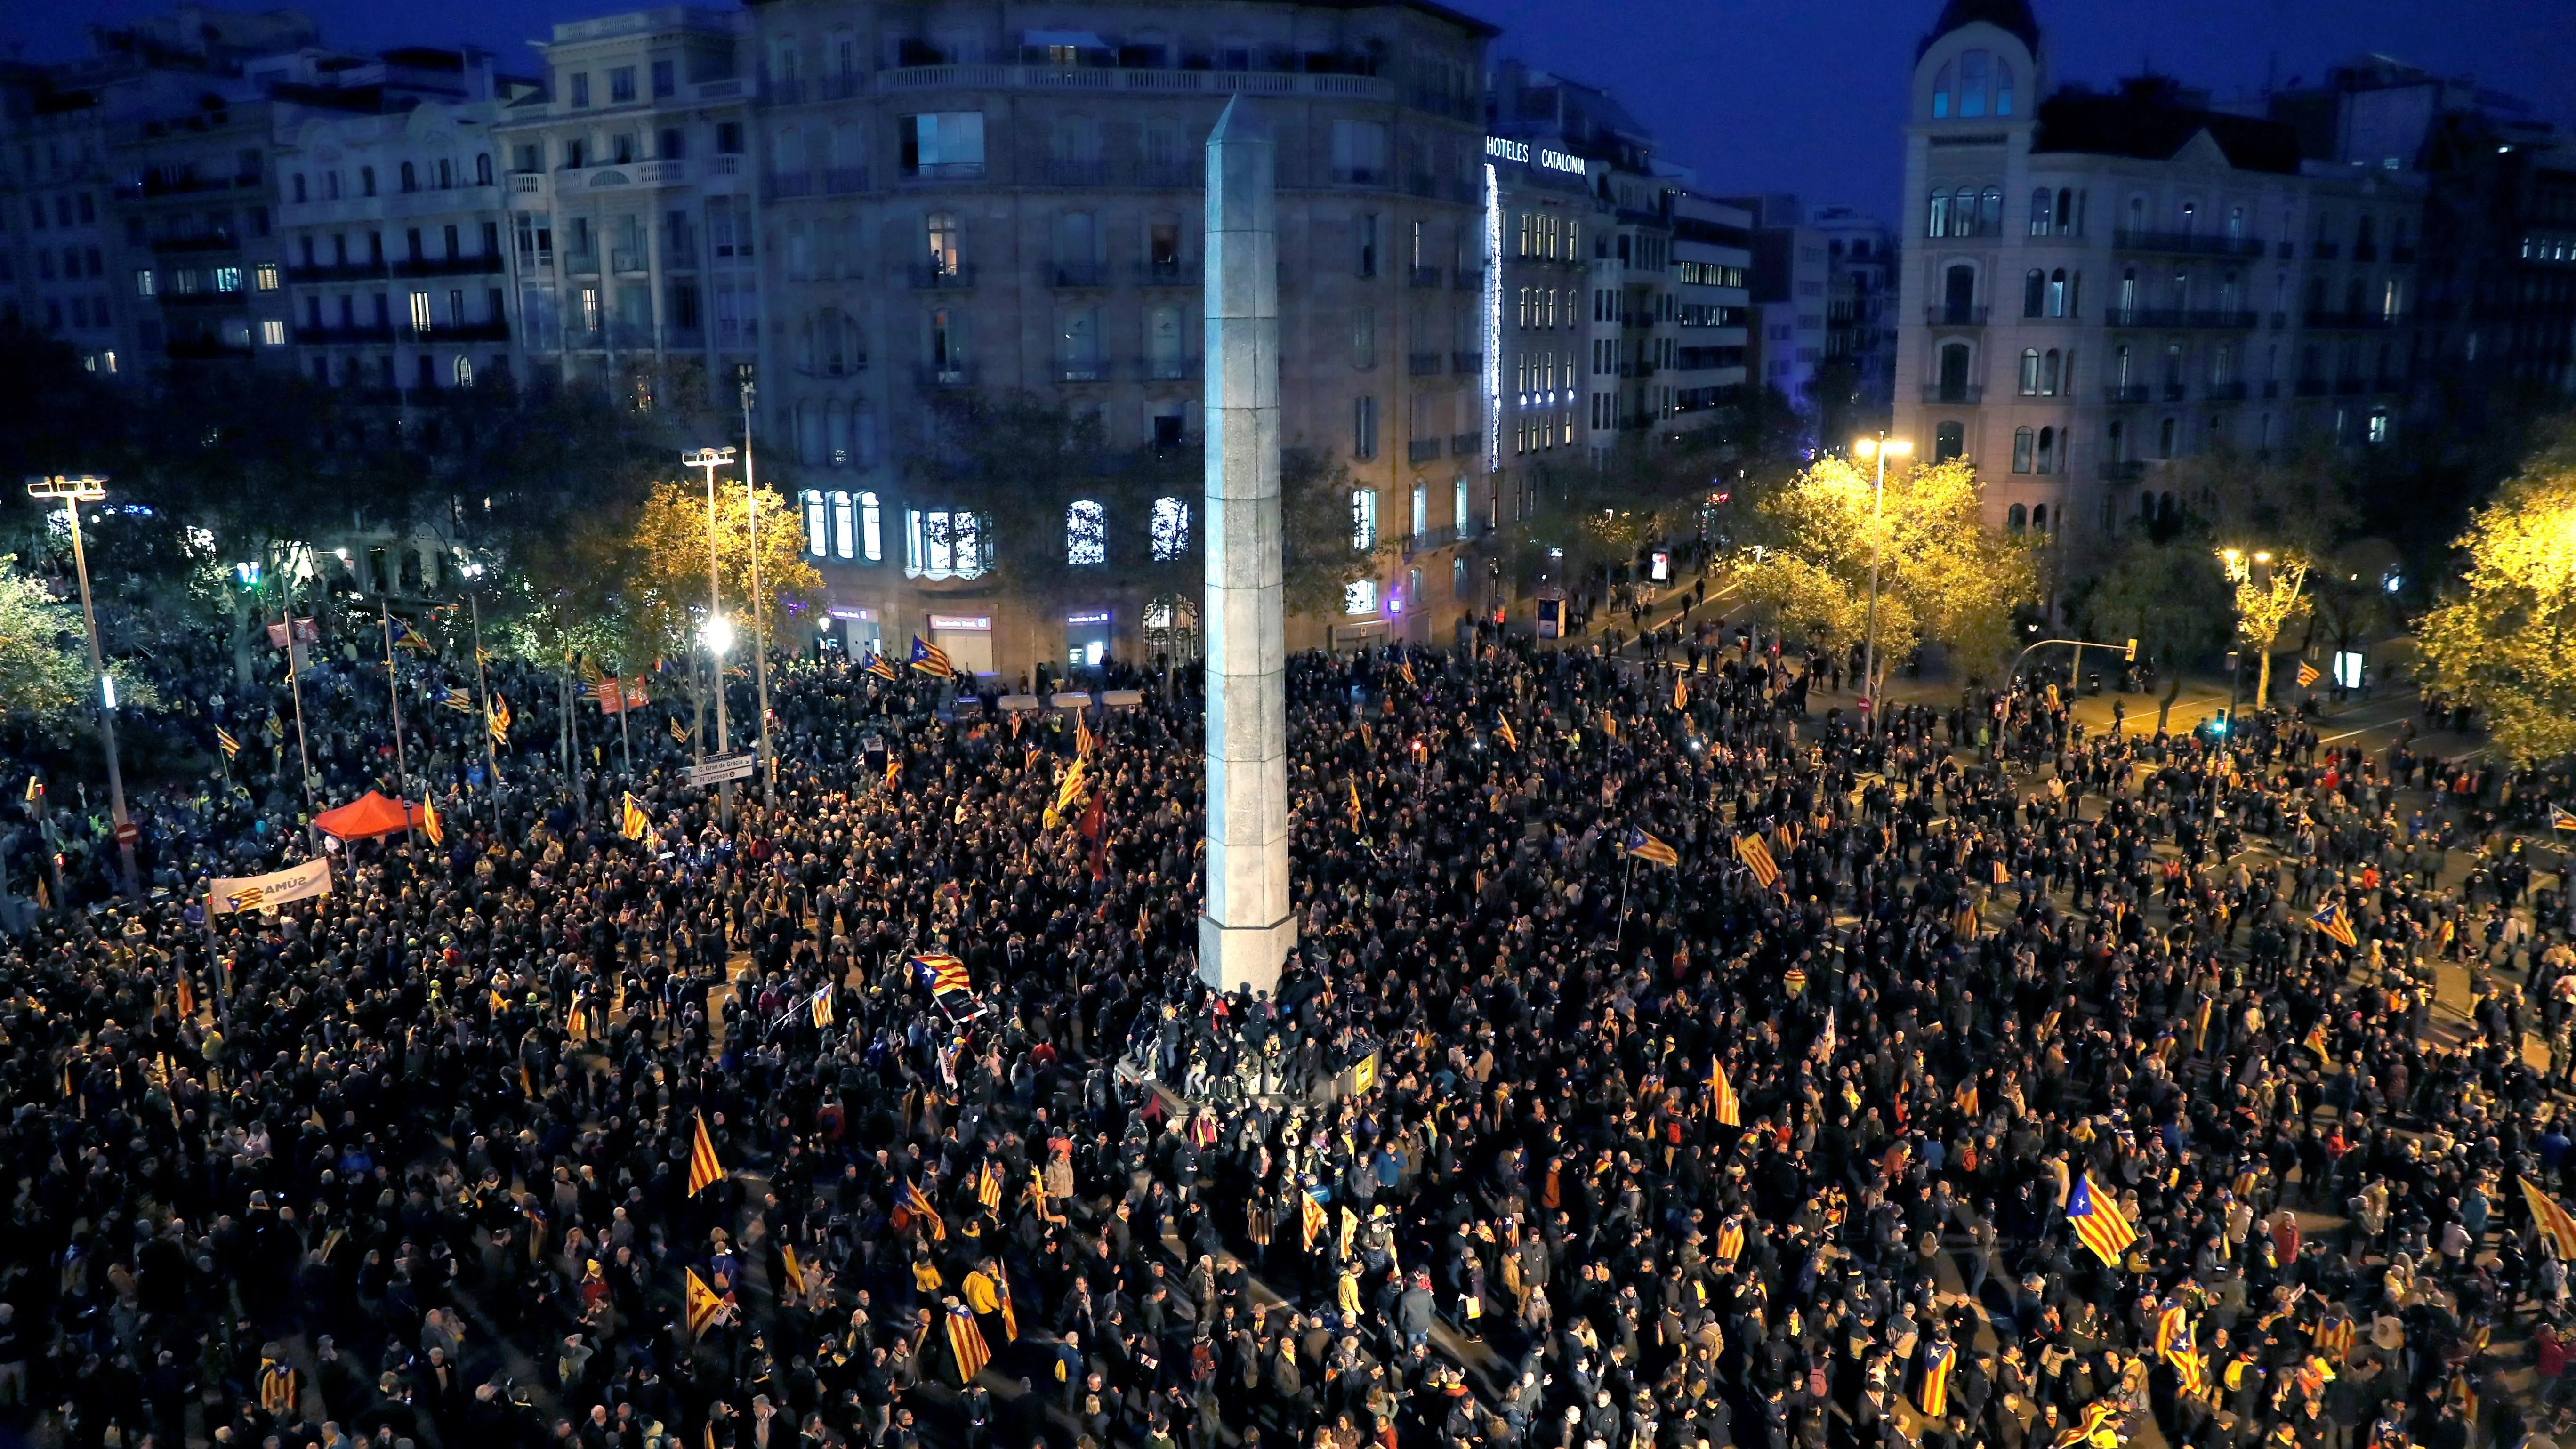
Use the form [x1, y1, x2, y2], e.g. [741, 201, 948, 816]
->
[0, 555, 158, 739]
[1283, 448, 1394, 620]
[2225, 550, 2310, 710]
[622, 480, 824, 733]
[2416, 419, 2576, 765]
[2070, 537, 2230, 732]
[1735, 454, 2037, 689]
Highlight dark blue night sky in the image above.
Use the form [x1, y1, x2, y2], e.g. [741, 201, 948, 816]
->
[10, 0, 2573, 222]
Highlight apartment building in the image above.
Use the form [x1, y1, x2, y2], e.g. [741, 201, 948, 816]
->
[1892, 0, 2423, 543]
[1811, 202, 1897, 430]
[268, 48, 528, 399]
[493, 8, 764, 403]
[739, 0, 1495, 670]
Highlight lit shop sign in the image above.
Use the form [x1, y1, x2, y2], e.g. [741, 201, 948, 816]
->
[1484, 137, 1529, 163]
[828, 605, 875, 620]
[1537, 148, 1585, 176]
[1065, 612, 1111, 626]
[929, 614, 991, 631]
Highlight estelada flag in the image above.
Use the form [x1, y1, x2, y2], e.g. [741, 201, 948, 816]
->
[684, 1268, 725, 1336]
[1347, 780, 1364, 829]
[1626, 827, 1679, 868]
[216, 726, 241, 759]
[2303, 1018, 2333, 1060]
[488, 694, 512, 742]
[866, 652, 901, 683]
[1673, 676, 1688, 710]
[2309, 900, 2359, 948]
[2522, 1175, 2576, 1259]
[1076, 716, 1095, 757]
[1299, 1187, 1329, 1251]
[421, 795, 444, 846]
[1710, 1058, 1741, 1127]
[910, 636, 954, 679]
[2297, 660, 2322, 687]
[1495, 714, 1519, 751]
[686, 1112, 724, 1196]
[669, 716, 690, 744]
[812, 988, 834, 1029]
[1397, 655, 1418, 689]
[620, 793, 652, 841]
[905, 1178, 948, 1240]
[2067, 1171, 2139, 1265]
[779, 1244, 808, 1301]
[945, 1302, 990, 1383]
[1734, 832, 1779, 888]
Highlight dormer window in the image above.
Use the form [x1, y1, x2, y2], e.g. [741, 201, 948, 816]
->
[1932, 62, 1953, 119]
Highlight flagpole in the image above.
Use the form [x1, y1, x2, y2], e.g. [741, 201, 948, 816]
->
[614, 674, 634, 779]
[1616, 848, 1636, 953]
[380, 597, 416, 844]
[467, 586, 500, 831]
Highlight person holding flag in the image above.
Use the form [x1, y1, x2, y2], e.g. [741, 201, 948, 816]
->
[2066, 1170, 2139, 1265]
[1625, 827, 1679, 868]
[1735, 831, 1780, 889]
[2310, 899, 2359, 949]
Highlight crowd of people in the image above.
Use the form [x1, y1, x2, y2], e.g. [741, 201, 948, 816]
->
[0, 605, 2571, 1449]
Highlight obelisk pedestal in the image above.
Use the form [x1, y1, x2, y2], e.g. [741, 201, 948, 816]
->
[1198, 97, 1294, 995]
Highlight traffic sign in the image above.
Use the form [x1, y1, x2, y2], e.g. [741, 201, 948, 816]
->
[114, 821, 139, 845]
[686, 752, 756, 787]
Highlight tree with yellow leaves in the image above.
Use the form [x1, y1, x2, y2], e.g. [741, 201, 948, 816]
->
[2221, 549, 2310, 710]
[2417, 422, 2576, 765]
[628, 479, 823, 737]
[1735, 455, 2036, 692]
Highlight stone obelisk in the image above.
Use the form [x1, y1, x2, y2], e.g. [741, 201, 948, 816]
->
[1198, 97, 1293, 995]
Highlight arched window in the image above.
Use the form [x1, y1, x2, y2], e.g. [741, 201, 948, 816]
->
[1944, 264, 1977, 319]
[2023, 269, 2045, 318]
[1959, 50, 1990, 117]
[2056, 188, 2076, 236]
[2029, 188, 2053, 235]
[2019, 349, 2041, 395]
[2036, 425, 2056, 474]
[2006, 503, 2028, 533]
[453, 356, 474, 387]
[1151, 497, 1191, 560]
[2030, 504, 2047, 534]
[1979, 187, 2004, 236]
[2227, 205, 2245, 238]
[2041, 349, 2061, 395]
[2119, 267, 2139, 314]
[1932, 62, 1953, 119]
[1995, 58, 2014, 116]
[2047, 268, 2068, 317]
[801, 489, 828, 555]
[1935, 421, 1964, 462]
[1067, 499, 1107, 565]
[399, 161, 417, 192]
[2157, 417, 2178, 458]
[858, 492, 882, 561]
[829, 491, 856, 558]
[1927, 190, 1951, 239]
[1954, 186, 1977, 235]
[2012, 427, 2035, 473]
[1937, 343, 1972, 402]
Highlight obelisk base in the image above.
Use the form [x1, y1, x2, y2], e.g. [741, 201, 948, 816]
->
[1199, 912, 1294, 996]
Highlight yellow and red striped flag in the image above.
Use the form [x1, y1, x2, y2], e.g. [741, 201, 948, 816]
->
[687, 1112, 724, 1196]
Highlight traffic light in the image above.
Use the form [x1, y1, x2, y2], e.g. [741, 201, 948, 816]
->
[2124, 638, 2138, 662]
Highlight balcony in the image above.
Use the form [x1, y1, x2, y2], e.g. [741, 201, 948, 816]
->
[2302, 309, 2399, 330]
[286, 262, 387, 283]
[1407, 265, 1442, 288]
[512, 171, 548, 196]
[1405, 526, 1460, 554]
[295, 323, 398, 345]
[409, 320, 511, 342]
[1055, 361, 1109, 383]
[2099, 460, 2148, 483]
[795, 357, 868, 378]
[1451, 351, 1482, 374]
[900, 161, 987, 183]
[1051, 262, 1107, 288]
[1045, 158, 1109, 186]
[1407, 438, 1443, 464]
[1921, 383, 1983, 404]
[2163, 382, 2190, 402]
[1137, 354, 1198, 380]
[915, 362, 978, 387]
[1137, 161, 1197, 189]
[908, 263, 977, 290]
[163, 334, 255, 360]
[1330, 165, 1387, 187]
[564, 250, 601, 275]
[2105, 308, 2258, 329]
[153, 232, 241, 255]
[2294, 377, 2331, 396]
[1407, 351, 1443, 376]
[2112, 229, 2266, 258]
[762, 74, 868, 106]
[2103, 385, 2150, 403]
[1924, 304, 1988, 326]
[1135, 259, 1192, 285]
[765, 167, 873, 200]
[874, 62, 1401, 113]
[611, 249, 649, 274]
[392, 254, 505, 279]
[2309, 241, 2340, 260]
[1450, 432, 1480, 457]
[159, 288, 245, 308]
[2205, 381, 2248, 401]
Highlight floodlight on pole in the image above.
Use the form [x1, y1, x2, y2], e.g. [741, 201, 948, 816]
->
[682, 446, 739, 822]
[25, 475, 136, 895]
[1852, 434, 1911, 733]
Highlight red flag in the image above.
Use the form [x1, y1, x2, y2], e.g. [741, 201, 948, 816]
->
[1081, 791, 1107, 879]
[266, 622, 290, 650]
[592, 678, 624, 713]
[290, 617, 320, 644]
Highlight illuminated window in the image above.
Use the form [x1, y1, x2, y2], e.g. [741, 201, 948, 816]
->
[2012, 427, 2034, 473]
[858, 491, 882, 561]
[1066, 499, 1106, 565]
[1932, 61, 1952, 119]
[802, 490, 827, 555]
[906, 509, 985, 579]
[259, 319, 285, 346]
[1344, 579, 1377, 615]
[1151, 496, 1190, 560]
[254, 263, 279, 290]
[830, 491, 856, 559]
[1350, 487, 1377, 550]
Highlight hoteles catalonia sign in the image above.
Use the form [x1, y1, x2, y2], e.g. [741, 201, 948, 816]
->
[1484, 136, 1588, 177]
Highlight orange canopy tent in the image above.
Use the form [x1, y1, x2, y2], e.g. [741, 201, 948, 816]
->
[313, 790, 422, 841]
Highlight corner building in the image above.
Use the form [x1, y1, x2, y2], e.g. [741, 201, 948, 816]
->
[1893, 0, 2421, 543]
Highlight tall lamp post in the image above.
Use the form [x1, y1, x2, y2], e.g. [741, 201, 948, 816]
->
[683, 446, 738, 825]
[26, 475, 137, 895]
[738, 372, 775, 808]
[1850, 434, 1912, 733]
[2211, 547, 2263, 840]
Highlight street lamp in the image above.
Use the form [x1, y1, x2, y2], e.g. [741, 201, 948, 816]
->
[26, 475, 137, 895]
[1851, 434, 1913, 733]
[739, 371, 775, 808]
[683, 445, 738, 824]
